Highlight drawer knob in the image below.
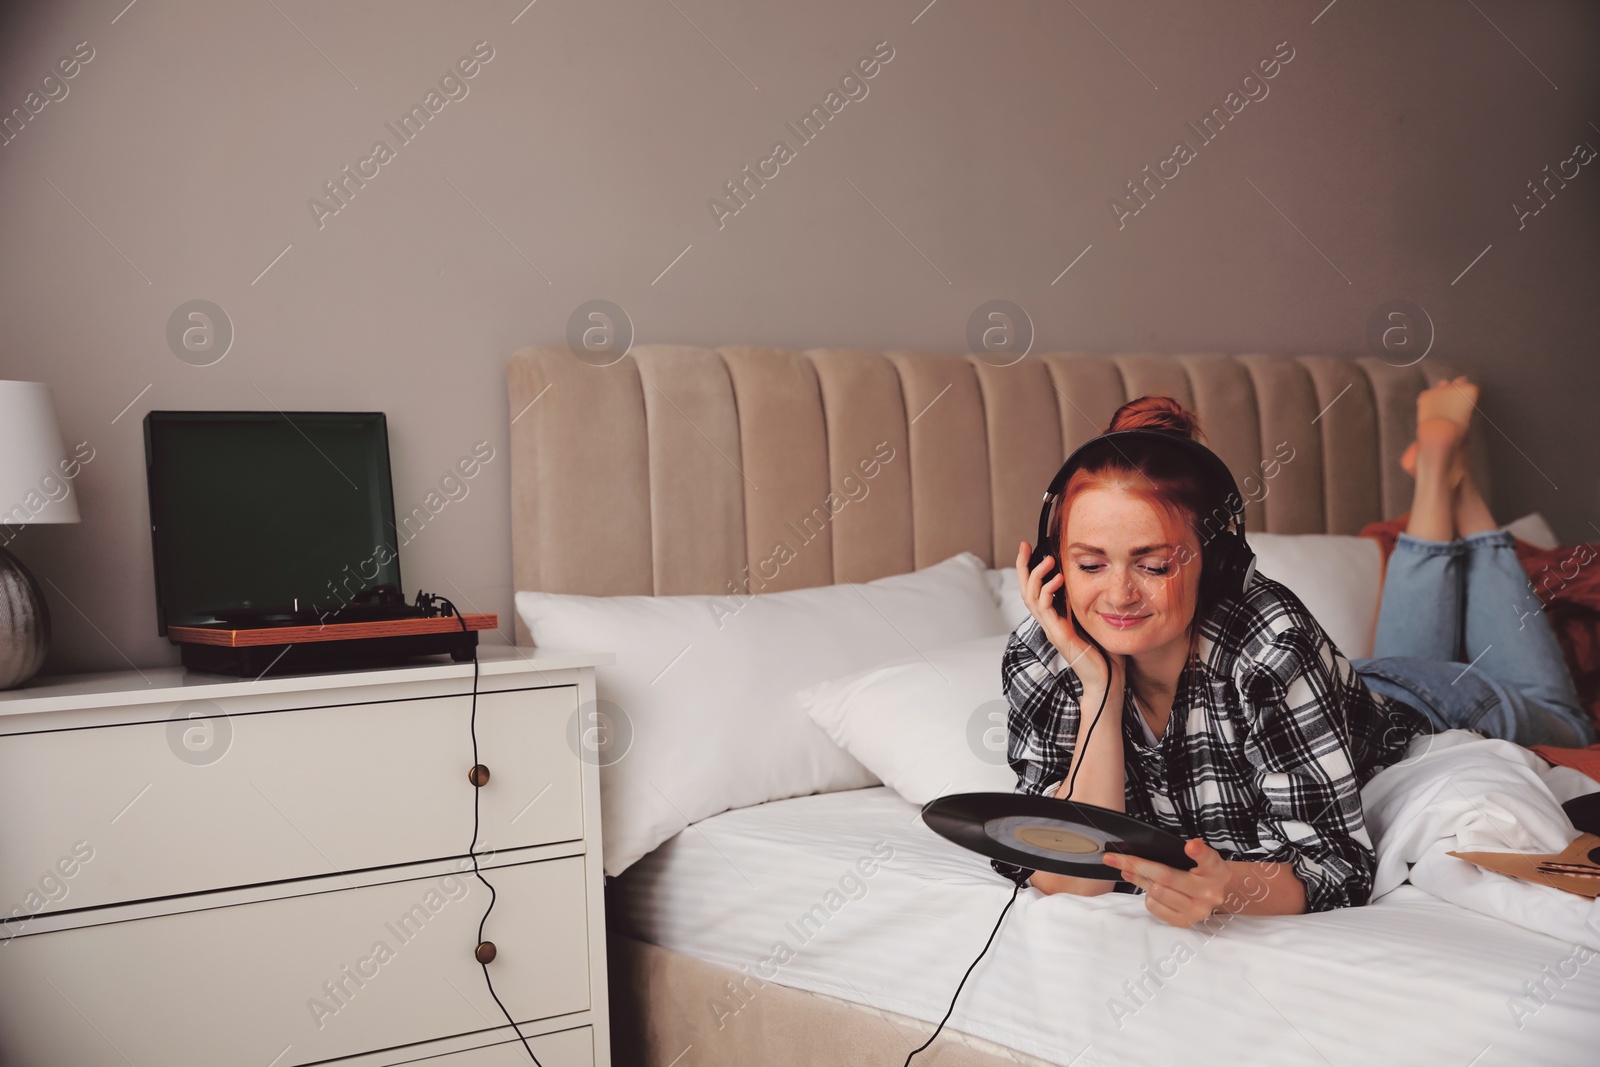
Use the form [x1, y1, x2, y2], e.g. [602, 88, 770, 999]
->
[475, 941, 497, 964]
[468, 764, 491, 787]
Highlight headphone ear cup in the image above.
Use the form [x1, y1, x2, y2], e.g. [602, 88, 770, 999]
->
[1031, 494, 1061, 574]
[1206, 530, 1254, 601]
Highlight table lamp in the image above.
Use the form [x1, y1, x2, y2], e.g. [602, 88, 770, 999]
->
[0, 381, 81, 689]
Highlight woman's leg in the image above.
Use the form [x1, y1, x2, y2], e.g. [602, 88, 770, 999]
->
[1456, 524, 1591, 745]
[1363, 379, 1591, 746]
[1398, 406, 1468, 543]
[1451, 451, 1497, 538]
[1355, 653, 1586, 747]
[1390, 378, 1550, 682]
[1369, 535, 1463, 662]
[1438, 387, 1588, 743]
[1371, 380, 1474, 662]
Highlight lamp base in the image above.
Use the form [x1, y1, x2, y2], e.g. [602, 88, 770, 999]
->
[0, 544, 50, 690]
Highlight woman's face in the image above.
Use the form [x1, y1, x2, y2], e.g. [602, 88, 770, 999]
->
[1060, 487, 1200, 658]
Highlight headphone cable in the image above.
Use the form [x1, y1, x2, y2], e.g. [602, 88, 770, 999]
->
[900, 881, 1022, 1066]
[437, 596, 544, 1066]
[904, 626, 1111, 1064]
[1063, 636, 1113, 803]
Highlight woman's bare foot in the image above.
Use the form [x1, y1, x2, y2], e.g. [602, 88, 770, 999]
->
[1399, 438, 1466, 483]
[1418, 375, 1478, 431]
[1400, 376, 1477, 485]
[1403, 377, 1478, 542]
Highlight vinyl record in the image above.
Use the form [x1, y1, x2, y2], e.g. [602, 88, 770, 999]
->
[922, 792, 1195, 880]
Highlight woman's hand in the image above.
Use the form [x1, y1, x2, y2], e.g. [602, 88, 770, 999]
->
[1016, 540, 1124, 694]
[1102, 839, 1232, 927]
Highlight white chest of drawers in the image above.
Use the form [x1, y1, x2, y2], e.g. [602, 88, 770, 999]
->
[0, 647, 613, 1067]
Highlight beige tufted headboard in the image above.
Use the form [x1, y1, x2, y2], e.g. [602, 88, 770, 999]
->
[505, 348, 1487, 642]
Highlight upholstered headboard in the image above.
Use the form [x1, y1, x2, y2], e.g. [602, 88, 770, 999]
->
[506, 348, 1486, 642]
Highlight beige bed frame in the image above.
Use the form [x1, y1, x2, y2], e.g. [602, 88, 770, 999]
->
[506, 346, 1482, 1066]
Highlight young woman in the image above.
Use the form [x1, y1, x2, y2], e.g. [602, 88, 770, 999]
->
[997, 380, 1592, 928]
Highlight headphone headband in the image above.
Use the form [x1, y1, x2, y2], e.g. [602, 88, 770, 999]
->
[1042, 429, 1245, 533]
[1031, 428, 1256, 612]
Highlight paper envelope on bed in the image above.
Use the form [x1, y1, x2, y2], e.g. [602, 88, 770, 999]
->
[1449, 832, 1600, 899]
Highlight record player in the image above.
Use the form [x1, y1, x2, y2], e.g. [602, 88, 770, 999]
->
[143, 411, 495, 677]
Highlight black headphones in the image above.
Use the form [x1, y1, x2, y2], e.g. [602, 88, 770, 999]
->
[1028, 428, 1256, 622]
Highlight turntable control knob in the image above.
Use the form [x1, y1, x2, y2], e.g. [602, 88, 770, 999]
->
[468, 764, 490, 787]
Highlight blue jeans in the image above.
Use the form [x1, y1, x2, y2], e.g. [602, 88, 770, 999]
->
[1350, 528, 1593, 749]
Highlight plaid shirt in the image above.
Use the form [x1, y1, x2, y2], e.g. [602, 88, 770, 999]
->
[992, 573, 1432, 912]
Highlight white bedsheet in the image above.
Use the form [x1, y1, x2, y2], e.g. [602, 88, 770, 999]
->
[613, 737, 1600, 1067]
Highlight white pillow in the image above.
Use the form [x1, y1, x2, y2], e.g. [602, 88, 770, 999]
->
[1244, 533, 1382, 659]
[515, 552, 1008, 875]
[985, 566, 1031, 631]
[1247, 514, 1555, 658]
[1505, 511, 1558, 550]
[798, 632, 1017, 806]
[987, 534, 1382, 660]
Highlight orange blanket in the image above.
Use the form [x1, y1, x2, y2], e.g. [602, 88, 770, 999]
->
[1529, 744, 1600, 783]
[1361, 515, 1600, 776]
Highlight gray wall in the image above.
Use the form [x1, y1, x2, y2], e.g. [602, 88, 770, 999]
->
[1, 0, 1596, 676]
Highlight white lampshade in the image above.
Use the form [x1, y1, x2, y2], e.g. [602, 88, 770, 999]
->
[0, 381, 81, 525]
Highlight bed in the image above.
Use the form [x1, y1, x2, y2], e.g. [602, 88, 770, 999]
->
[504, 346, 1600, 1065]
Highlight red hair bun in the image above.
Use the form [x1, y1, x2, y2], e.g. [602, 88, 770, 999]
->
[1106, 396, 1205, 442]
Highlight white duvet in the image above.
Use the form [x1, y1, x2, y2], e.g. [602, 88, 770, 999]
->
[1365, 730, 1600, 952]
[613, 730, 1600, 1066]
